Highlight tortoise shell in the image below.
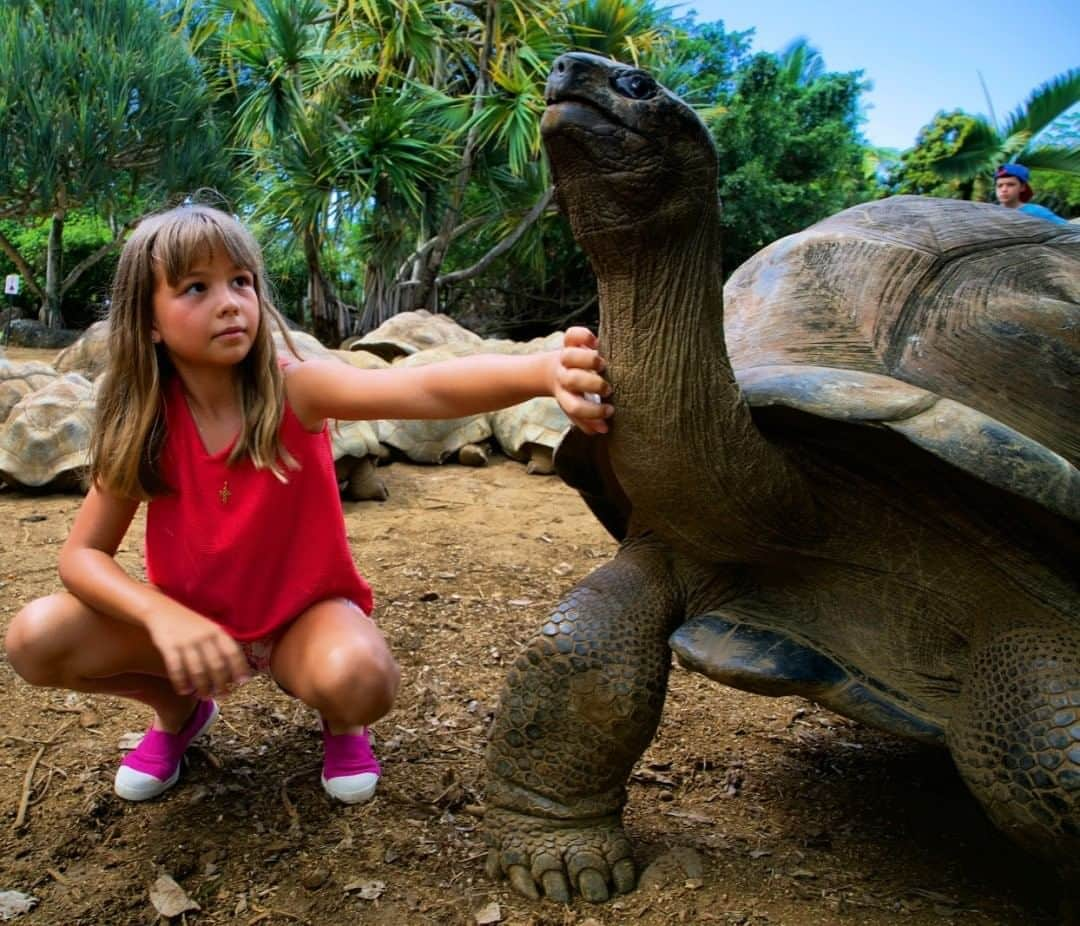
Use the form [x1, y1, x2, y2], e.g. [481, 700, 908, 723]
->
[0, 359, 58, 425]
[723, 196, 1080, 520]
[0, 373, 95, 491]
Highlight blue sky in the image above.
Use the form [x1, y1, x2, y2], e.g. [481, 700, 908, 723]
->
[681, 0, 1079, 150]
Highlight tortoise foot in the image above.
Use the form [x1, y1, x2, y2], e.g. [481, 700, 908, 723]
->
[949, 626, 1080, 864]
[484, 807, 636, 903]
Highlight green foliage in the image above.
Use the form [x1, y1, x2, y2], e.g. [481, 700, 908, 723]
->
[928, 68, 1080, 190]
[0, 0, 228, 215]
[0, 213, 116, 324]
[887, 111, 980, 199]
[1033, 171, 1080, 218]
[0, 0, 232, 324]
[707, 52, 873, 275]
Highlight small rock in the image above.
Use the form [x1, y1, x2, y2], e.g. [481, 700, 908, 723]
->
[149, 874, 199, 918]
[638, 847, 706, 892]
[301, 867, 329, 890]
[79, 710, 99, 728]
[0, 891, 37, 920]
[419, 591, 439, 602]
[343, 879, 385, 900]
[474, 901, 502, 924]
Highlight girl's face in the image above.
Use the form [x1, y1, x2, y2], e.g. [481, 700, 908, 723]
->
[151, 245, 261, 374]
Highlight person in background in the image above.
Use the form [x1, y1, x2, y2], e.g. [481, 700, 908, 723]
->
[994, 164, 1068, 224]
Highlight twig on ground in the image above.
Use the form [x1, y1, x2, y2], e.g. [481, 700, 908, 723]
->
[248, 901, 309, 924]
[14, 745, 45, 828]
[46, 867, 73, 886]
[280, 763, 319, 840]
[192, 744, 222, 770]
[44, 718, 77, 745]
[11, 719, 77, 828]
[28, 768, 55, 805]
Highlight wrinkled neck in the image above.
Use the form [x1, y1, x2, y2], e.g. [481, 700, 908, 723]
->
[591, 213, 815, 560]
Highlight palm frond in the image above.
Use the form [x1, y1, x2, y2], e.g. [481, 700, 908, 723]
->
[1002, 68, 1080, 139]
[928, 117, 1002, 179]
[1020, 145, 1080, 175]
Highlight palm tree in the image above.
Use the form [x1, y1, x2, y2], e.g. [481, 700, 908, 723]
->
[930, 68, 1080, 198]
[776, 37, 825, 87]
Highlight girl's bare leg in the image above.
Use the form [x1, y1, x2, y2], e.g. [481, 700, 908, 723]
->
[5, 592, 197, 732]
[270, 599, 400, 732]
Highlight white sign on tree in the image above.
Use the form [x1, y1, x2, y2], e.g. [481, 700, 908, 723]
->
[3, 274, 20, 295]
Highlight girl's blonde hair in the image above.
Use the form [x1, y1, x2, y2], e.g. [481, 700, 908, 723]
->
[91, 204, 301, 499]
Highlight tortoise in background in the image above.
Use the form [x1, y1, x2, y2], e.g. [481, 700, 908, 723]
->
[1, 359, 58, 424]
[0, 374, 95, 492]
[483, 52, 1080, 908]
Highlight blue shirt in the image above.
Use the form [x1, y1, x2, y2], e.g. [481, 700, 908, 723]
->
[1018, 203, 1068, 224]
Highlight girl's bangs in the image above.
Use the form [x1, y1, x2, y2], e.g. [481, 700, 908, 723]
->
[150, 210, 262, 285]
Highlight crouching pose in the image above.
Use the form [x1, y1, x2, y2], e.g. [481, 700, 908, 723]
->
[5, 204, 612, 803]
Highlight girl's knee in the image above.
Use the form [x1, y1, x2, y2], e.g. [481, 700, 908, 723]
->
[5, 595, 69, 686]
[315, 645, 400, 722]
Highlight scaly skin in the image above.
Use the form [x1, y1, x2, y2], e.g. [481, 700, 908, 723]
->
[950, 624, 1080, 865]
[485, 537, 683, 902]
[487, 50, 1080, 909]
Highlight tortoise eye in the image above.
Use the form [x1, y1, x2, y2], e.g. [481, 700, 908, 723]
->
[614, 72, 657, 100]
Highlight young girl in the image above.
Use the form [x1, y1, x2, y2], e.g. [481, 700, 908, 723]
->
[4, 204, 612, 804]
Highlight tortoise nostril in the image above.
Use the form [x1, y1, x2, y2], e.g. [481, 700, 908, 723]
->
[557, 61, 566, 73]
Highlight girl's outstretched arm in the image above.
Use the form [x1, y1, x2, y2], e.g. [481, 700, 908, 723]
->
[286, 326, 614, 435]
[59, 487, 249, 697]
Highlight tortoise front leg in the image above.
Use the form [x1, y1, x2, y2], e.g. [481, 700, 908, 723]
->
[948, 623, 1080, 919]
[484, 537, 682, 903]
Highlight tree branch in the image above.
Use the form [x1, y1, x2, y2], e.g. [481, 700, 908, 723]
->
[0, 229, 44, 301]
[437, 187, 554, 287]
[60, 218, 140, 298]
[393, 215, 489, 285]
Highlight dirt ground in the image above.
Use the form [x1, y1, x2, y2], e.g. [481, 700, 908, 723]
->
[0, 352, 1063, 926]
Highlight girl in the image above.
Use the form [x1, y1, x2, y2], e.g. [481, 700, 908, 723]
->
[4, 204, 612, 804]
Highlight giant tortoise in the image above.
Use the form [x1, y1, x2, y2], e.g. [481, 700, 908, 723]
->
[483, 53, 1080, 908]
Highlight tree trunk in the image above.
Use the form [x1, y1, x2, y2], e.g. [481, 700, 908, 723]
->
[41, 209, 66, 328]
[304, 232, 347, 345]
[409, 0, 495, 311]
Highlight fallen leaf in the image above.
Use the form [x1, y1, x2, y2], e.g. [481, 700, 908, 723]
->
[118, 732, 144, 751]
[149, 875, 200, 918]
[0, 891, 37, 920]
[474, 901, 502, 924]
[343, 879, 385, 900]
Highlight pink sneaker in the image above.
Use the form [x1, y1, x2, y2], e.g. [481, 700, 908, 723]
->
[114, 700, 219, 801]
[321, 720, 381, 804]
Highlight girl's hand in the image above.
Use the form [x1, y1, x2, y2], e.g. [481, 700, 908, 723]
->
[148, 606, 250, 698]
[553, 326, 613, 435]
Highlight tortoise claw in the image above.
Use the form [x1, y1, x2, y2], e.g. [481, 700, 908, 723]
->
[508, 865, 539, 900]
[540, 869, 571, 903]
[578, 869, 610, 903]
[612, 858, 636, 894]
[485, 808, 637, 902]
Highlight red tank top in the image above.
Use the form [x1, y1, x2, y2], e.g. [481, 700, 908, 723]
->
[145, 375, 373, 640]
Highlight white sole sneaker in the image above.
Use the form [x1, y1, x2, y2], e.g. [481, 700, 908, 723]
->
[114, 702, 220, 801]
[321, 771, 379, 804]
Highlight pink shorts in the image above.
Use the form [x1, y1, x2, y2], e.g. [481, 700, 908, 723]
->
[238, 599, 366, 675]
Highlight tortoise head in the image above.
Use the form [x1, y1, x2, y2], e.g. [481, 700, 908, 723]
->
[542, 53, 718, 263]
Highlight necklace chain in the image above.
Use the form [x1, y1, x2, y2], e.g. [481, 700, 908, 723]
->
[187, 398, 232, 505]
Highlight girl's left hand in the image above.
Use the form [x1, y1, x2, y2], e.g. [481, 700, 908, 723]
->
[552, 326, 613, 435]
